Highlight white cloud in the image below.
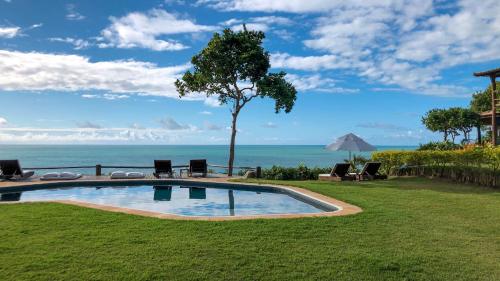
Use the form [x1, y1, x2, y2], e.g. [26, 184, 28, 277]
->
[271, 53, 350, 71]
[0, 117, 7, 126]
[286, 73, 359, 94]
[262, 122, 277, 128]
[0, 49, 192, 99]
[100, 9, 217, 51]
[82, 94, 98, 99]
[200, 0, 344, 13]
[159, 117, 192, 130]
[260, 0, 499, 97]
[203, 96, 222, 107]
[103, 93, 129, 100]
[230, 23, 268, 32]
[204, 121, 223, 131]
[29, 23, 43, 29]
[0, 117, 202, 144]
[0, 126, 201, 144]
[0, 26, 20, 38]
[395, 0, 500, 66]
[66, 4, 85, 21]
[49, 37, 91, 50]
[222, 16, 293, 33]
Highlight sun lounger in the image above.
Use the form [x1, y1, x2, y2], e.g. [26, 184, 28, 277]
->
[189, 159, 207, 177]
[110, 171, 145, 179]
[40, 172, 82, 181]
[357, 162, 387, 180]
[153, 160, 174, 178]
[0, 160, 35, 180]
[318, 163, 356, 181]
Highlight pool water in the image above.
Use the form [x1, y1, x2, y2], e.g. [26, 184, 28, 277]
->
[0, 184, 336, 217]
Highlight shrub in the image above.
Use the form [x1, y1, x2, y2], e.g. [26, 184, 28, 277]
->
[262, 164, 330, 180]
[372, 146, 500, 187]
[417, 141, 462, 151]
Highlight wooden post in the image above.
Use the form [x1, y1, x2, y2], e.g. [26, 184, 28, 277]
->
[96, 164, 102, 176]
[256, 166, 262, 178]
[477, 125, 482, 144]
[491, 76, 497, 146]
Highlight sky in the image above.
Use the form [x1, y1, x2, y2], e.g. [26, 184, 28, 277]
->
[0, 0, 498, 145]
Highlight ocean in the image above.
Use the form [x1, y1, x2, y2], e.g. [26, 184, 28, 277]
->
[0, 145, 416, 175]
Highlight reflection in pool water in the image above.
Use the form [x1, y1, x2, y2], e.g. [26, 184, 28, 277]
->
[0, 184, 335, 217]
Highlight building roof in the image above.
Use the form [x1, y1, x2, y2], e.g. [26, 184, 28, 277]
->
[474, 67, 500, 78]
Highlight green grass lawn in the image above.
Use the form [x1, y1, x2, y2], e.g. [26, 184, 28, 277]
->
[0, 178, 499, 281]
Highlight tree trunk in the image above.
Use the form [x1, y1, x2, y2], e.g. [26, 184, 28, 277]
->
[228, 111, 239, 177]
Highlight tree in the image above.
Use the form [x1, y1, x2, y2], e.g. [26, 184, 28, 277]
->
[470, 82, 499, 143]
[470, 81, 500, 113]
[175, 27, 297, 176]
[446, 107, 462, 143]
[422, 109, 452, 141]
[422, 107, 480, 143]
[456, 108, 480, 142]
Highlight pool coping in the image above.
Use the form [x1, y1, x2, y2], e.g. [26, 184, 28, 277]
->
[0, 177, 362, 220]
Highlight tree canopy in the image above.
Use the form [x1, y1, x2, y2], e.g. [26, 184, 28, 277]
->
[175, 27, 297, 176]
[422, 107, 479, 143]
[175, 28, 296, 113]
[470, 81, 499, 113]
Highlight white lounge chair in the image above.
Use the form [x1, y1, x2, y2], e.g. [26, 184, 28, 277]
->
[110, 171, 145, 179]
[40, 172, 82, 181]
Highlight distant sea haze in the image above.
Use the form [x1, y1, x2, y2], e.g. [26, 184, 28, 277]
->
[0, 145, 416, 174]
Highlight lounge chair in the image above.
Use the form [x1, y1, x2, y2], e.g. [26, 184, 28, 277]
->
[153, 160, 174, 178]
[189, 159, 207, 177]
[40, 172, 82, 181]
[110, 171, 145, 179]
[0, 160, 35, 180]
[357, 162, 387, 180]
[318, 163, 356, 181]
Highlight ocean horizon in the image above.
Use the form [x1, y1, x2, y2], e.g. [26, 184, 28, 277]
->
[0, 144, 417, 174]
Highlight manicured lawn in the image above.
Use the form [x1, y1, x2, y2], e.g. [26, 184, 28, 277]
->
[0, 177, 499, 280]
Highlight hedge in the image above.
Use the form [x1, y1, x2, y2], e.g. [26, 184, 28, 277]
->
[372, 146, 500, 187]
[261, 165, 330, 180]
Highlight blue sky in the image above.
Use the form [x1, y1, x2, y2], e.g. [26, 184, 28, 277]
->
[0, 0, 498, 145]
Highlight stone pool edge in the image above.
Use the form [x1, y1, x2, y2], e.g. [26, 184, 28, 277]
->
[0, 177, 362, 221]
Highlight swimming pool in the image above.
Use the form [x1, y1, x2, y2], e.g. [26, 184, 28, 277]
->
[0, 182, 339, 217]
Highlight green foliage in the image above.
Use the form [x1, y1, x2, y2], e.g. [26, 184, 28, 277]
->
[422, 107, 479, 143]
[345, 155, 371, 172]
[175, 28, 297, 111]
[422, 108, 454, 142]
[470, 81, 500, 113]
[372, 147, 500, 186]
[456, 108, 480, 141]
[175, 27, 297, 176]
[417, 141, 462, 151]
[262, 164, 330, 180]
